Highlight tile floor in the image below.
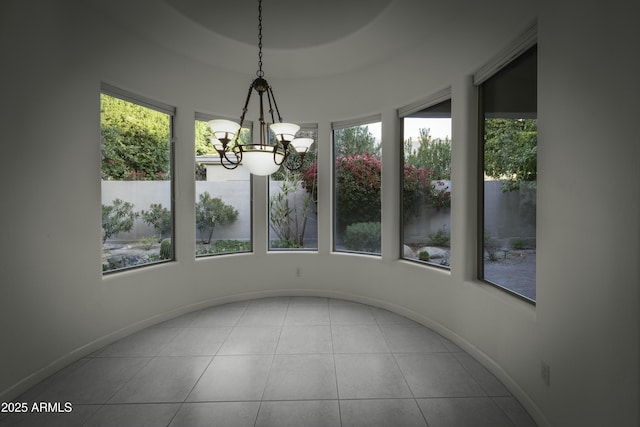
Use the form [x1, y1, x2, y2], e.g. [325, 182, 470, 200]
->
[1, 297, 537, 426]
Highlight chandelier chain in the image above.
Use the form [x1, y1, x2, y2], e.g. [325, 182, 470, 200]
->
[257, 0, 264, 77]
[208, 0, 309, 175]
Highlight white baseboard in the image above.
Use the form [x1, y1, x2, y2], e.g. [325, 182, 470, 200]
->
[1, 289, 549, 427]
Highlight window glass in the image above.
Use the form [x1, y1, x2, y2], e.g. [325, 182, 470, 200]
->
[480, 45, 537, 301]
[195, 117, 252, 256]
[333, 121, 382, 254]
[268, 126, 318, 251]
[402, 100, 452, 267]
[100, 91, 174, 272]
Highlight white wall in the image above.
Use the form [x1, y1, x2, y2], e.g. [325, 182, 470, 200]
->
[0, 1, 637, 426]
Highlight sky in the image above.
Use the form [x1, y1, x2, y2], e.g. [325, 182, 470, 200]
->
[403, 118, 452, 140]
[364, 118, 452, 145]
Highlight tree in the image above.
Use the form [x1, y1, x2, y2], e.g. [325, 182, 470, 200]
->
[269, 169, 315, 248]
[334, 126, 380, 156]
[195, 120, 214, 156]
[334, 153, 381, 230]
[102, 199, 139, 242]
[404, 128, 451, 180]
[403, 128, 452, 212]
[195, 120, 252, 180]
[484, 118, 537, 191]
[195, 121, 252, 156]
[101, 94, 171, 181]
[140, 203, 172, 241]
[195, 192, 239, 244]
[402, 163, 431, 219]
[302, 125, 382, 232]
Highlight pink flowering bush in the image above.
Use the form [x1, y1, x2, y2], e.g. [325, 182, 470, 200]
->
[334, 153, 381, 229]
[301, 154, 446, 234]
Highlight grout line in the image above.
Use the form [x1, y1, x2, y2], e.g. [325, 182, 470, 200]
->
[252, 297, 291, 427]
[374, 308, 432, 427]
[327, 298, 344, 427]
[11, 297, 534, 426]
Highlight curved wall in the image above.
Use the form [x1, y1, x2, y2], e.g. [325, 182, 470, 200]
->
[1, 2, 638, 427]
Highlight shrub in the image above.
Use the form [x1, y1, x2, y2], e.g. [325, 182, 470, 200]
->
[213, 239, 250, 253]
[102, 198, 139, 242]
[139, 236, 157, 250]
[428, 226, 450, 247]
[335, 154, 381, 230]
[403, 163, 431, 219]
[418, 250, 430, 261]
[511, 237, 535, 250]
[429, 182, 451, 210]
[301, 161, 318, 201]
[343, 222, 381, 253]
[195, 192, 239, 244]
[270, 239, 303, 249]
[269, 170, 313, 248]
[484, 229, 500, 261]
[100, 93, 170, 181]
[160, 238, 172, 259]
[140, 203, 171, 241]
[197, 240, 251, 256]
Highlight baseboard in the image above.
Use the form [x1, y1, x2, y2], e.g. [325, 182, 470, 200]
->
[0, 288, 550, 427]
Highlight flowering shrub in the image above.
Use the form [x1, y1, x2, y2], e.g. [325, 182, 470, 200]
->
[301, 162, 318, 200]
[335, 153, 381, 229]
[430, 181, 451, 210]
[301, 154, 447, 230]
[403, 164, 431, 218]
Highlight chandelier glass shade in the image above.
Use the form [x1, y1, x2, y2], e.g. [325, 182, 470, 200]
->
[207, 0, 313, 176]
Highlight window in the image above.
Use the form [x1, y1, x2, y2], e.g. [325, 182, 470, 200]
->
[268, 125, 318, 251]
[401, 99, 452, 268]
[195, 114, 252, 257]
[333, 118, 382, 254]
[479, 45, 537, 302]
[100, 85, 174, 273]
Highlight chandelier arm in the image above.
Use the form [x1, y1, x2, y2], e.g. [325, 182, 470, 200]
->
[220, 159, 241, 170]
[267, 86, 284, 123]
[223, 144, 243, 163]
[258, 89, 265, 127]
[273, 146, 286, 166]
[219, 150, 241, 170]
[232, 83, 255, 147]
[215, 0, 301, 176]
[258, 91, 268, 147]
[265, 86, 278, 125]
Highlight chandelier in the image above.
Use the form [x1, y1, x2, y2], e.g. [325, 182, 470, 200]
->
[208, 0, 314, 176]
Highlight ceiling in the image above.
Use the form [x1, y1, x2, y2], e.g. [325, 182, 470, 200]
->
[164, 0, 393, 49]
[88, 0, 535, 79]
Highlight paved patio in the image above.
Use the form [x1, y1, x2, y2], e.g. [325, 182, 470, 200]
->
[484, 253, 536, 301]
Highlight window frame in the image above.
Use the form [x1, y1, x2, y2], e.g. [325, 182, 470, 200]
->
[331, 114, 382, 255]
[100, 83, 176, 274]
[399, 89, 452, 269]
[268, 123, 319, 252]
[194, 112, 254, 258]
[476, 42, 538, 304]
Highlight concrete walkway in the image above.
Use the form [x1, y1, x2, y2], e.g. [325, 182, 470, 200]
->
[484, 253, 536, 301]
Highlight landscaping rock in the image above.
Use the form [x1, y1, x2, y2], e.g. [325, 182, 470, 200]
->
[403, 245, 416, 258]
[417, 246, 448, 259]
